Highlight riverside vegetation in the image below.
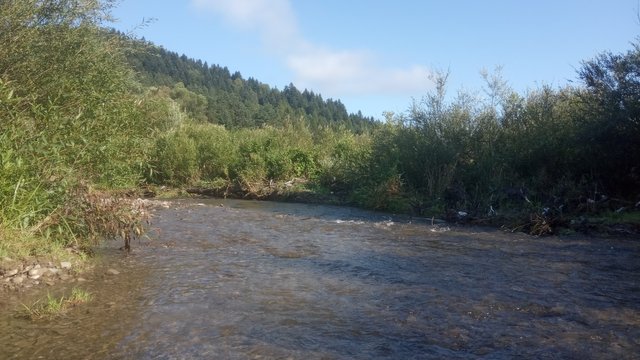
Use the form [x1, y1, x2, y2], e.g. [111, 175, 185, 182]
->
[19, 287, 92, 320]
[1, 0, 639, 277]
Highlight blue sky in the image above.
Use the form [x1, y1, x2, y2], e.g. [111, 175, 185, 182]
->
[111, 0, 638, 118]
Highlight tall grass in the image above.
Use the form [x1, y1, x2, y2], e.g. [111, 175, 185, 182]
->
[20, 287, 93, 320]
[0, 0, 160, 256]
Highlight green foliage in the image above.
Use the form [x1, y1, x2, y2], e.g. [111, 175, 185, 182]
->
[0, 0, 157, 254]
[0, 0, 145, 185]
[229, 122, 319, 189]
[170, 82, 209, 122]
[184, 123, 235, 181]
[352, 43, 638, 224]
[288, 148, 317, 178]
[21, 293, 66, 320]
[577, 43, 640, 196]
[315, 129, 371, 195]
[150, 130, 198, 186]
[20, 287, 92, 320]
[144, 116, 375, 200]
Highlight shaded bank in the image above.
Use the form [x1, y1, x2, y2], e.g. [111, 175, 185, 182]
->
[183, 184, 640, 237]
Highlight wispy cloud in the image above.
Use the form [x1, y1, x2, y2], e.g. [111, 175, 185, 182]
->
[287, 46, 432, 95]
[191, 0, 432, 96]
[191, 0, 300, 51]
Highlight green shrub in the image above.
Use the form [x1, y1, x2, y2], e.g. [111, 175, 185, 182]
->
[315, 131, 371, 195]
[0, 1, 160, 252]
[150, 130, 198, 186]
[288, 148, 318, 178]
[183, 122, 235, 181]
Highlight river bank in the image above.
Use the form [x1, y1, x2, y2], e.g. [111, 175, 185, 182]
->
[1, 257, 83, 293]
[184, 182, 640, 237]
[0, 198, 172, 298]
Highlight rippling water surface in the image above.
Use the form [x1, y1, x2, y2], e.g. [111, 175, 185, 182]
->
[1, 199, 639, 359]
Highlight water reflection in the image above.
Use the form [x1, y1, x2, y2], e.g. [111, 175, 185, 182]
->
[1, 199, 639, 359]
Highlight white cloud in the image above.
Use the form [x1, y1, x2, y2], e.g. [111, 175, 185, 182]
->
[287, 46, 370, 86]
[192, 0, 299, 49]
[191, 0, 433, 96]
[287, 46, 432, 95]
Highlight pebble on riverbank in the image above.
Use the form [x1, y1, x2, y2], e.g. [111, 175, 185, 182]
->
[0, 260, 80, 293]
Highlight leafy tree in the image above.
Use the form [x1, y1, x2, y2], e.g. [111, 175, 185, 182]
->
[577, 42, 640, 196]
[170, 82, 208, 122]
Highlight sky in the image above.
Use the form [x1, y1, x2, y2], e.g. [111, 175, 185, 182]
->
[111, 0, 639, 119]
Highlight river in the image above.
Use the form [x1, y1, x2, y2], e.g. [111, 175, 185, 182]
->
[1, 199, 639, 359]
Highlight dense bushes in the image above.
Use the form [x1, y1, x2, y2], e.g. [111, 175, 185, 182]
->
[146, 119, 372, 198]
[145, 41, 640, 227]
[348, 49, 640, 220]
[0, 0, 160, 252]
[577, 45, 640, 196]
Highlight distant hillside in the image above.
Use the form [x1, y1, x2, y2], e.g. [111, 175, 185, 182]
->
[123, 35, 377, 132]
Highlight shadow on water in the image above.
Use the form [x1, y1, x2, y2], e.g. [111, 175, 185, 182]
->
[1, 198, 639, 359]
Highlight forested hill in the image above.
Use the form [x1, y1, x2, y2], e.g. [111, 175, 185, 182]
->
[124, 37, 377, 132]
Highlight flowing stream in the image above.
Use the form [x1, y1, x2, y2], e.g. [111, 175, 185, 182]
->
[1, 199, 639, 359]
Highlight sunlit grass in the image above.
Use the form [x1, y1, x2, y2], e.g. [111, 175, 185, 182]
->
[69, 287, 93, 304]
[0, 226, 75, 261]
[19, 287, 93, 320]
[20, 293, 67, 320]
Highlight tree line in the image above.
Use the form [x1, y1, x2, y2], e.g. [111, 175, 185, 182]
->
[122, 35, 377, 133]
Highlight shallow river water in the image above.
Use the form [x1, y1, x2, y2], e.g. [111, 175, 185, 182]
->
[1, 199, 639, 359]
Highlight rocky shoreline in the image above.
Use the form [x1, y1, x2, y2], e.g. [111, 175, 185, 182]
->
[0, 198, 172, 296]
[0, 258, 86, 293]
